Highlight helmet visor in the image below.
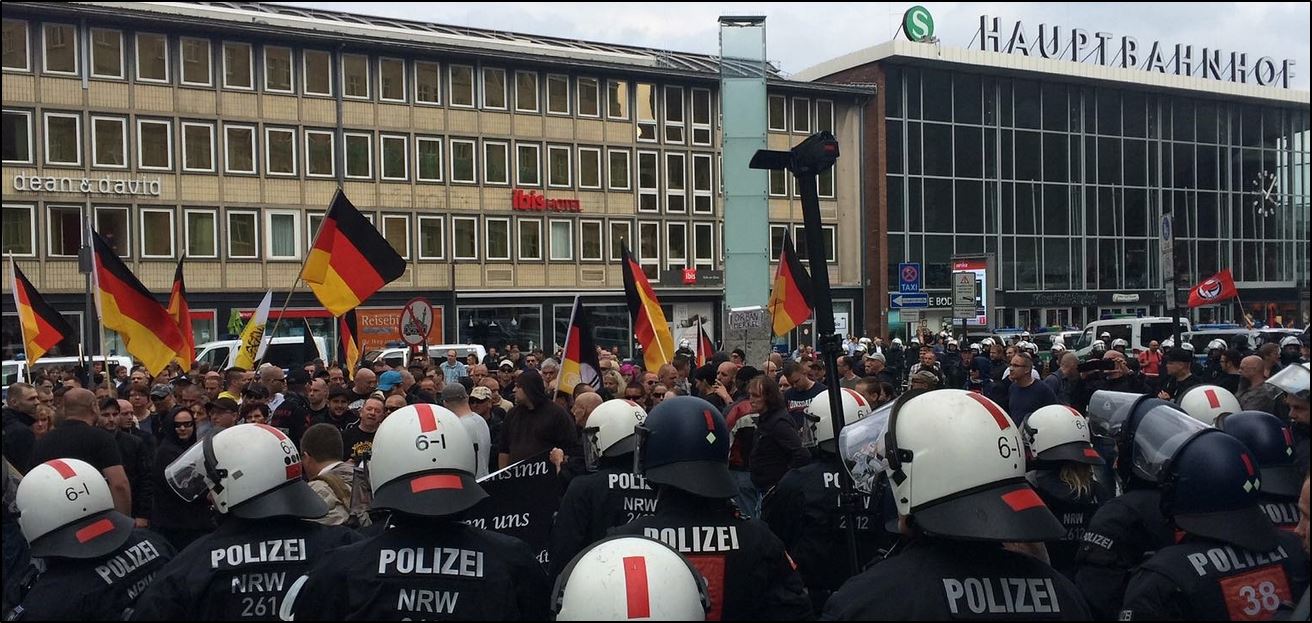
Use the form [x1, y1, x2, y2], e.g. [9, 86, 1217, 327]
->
[583, 427, 603, 472]
[1087, 390, 1149, 436]
[631, 424, 652, 476]
[1266, 363, 1309, 400]
[838, 400, 894, 494]
[164, 441, 211, 503]
[1130, 404, 1209, 482]
[799, 412, 820, 449]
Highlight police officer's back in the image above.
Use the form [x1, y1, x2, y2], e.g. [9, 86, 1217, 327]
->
[7, 459, 174, 620]
[761, 388, 892, 611]
[548, 399, 658, 579]
[1217, 411, 1304, 532]
[286, 404, 550, 620]
[1120, 431, 1308, 620]
[1073, 393, 1210, 619]
[822, 389, 1090, 620]
[1021, 404, 1112, 579]
[131, 424, 359, 620]
[611, 395, 812, 621]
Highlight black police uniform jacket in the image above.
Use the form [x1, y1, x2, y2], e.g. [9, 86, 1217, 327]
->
[821, 539, 1092, 620]
[130, 516, 360, 620]
[760, 453, 895, 609]
[1120, 531, 1308, 620]
[1026, 469, 1111, 580]
[610, 489, 813, 621]
[6, 528, 174, 621]
[286, 518, 550, 621]
[1073, 486, 1175, 620]
[547, 457, 659, 579]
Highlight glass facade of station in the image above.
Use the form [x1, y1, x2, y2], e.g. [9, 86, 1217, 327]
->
[883, 64, 1309, 329]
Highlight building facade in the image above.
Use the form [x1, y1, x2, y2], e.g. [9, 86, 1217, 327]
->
[800, 25, 1310, 337]
[1, 2, 869, 363]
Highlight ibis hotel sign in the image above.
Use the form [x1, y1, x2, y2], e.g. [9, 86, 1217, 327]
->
[977, 15, 1296, 88]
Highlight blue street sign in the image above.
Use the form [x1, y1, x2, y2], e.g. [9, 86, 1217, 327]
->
[889, 292, 929, 308]
[898, 262, 922, 293]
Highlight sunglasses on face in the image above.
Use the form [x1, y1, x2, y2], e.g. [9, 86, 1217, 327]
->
[174, 420, 195, 428]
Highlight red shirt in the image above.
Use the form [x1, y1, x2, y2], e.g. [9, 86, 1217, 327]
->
[1139, 349, 1163, 376]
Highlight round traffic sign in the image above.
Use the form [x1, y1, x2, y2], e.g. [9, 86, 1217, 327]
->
[901, 264, 919, 283]
[398, 298, 433, 346]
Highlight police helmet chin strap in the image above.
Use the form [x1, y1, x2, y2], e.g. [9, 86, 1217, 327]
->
[884, 389, 927, 487]
[201, 431, 228, 497]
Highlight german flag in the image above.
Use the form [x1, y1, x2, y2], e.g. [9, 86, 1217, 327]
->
[620, 242, 674, 371]
[695, 317, 715, 367]
[301, 190, 406, 316]
[92, 231, 186, 376]
[559, 296, 602, 395]
[338, 309, 361, 381]
[767, 229, 814, 337]
[10, 258, 76, 365]
[166, 257, 195, 367]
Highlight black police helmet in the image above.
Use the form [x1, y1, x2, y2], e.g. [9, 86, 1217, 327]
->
[1162, 430, 1280, 553]
[1216, 410, 1303, 499]
[633, 395, 736, 498]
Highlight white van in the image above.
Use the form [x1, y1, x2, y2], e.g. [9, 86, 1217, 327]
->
[1072, 317, 1192, 359]
[195, 337, 327, 370]
[2, 355, 134, 385]
[364, 344, 488, 368]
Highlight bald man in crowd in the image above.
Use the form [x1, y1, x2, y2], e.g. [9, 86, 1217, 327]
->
[31, 388, 132, 515]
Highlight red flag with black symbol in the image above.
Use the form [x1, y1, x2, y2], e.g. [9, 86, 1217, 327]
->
[301, 190, 406, 316]
[767, 229, 814, 337]
[338, 309, 360, 381]
[92, 231, 187, 376]
[166, 257, 194, 367]
[620, 242, 675, 371]
[10, 258, 76, 365]
[1187, 269, 1238, 308]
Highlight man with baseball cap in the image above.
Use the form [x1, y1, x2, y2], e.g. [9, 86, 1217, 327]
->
[1157, 348, 1202, 401]
[203, 397, 241, 435]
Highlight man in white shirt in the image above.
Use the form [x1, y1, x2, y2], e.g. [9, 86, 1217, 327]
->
[442, 383, 490, 479]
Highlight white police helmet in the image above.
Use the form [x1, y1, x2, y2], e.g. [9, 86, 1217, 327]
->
[16, 459, 134, 559]
[553, 536, 709, 621]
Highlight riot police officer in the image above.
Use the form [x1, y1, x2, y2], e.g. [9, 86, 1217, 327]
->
[1021, 404, 1111, 579]
[548, 399, 659, 579]
[552, 535, 710, 621]
[1073, 392, 1211, 619]
[1176, 384, 1241, 426]
[1217, 410, 1304, 531]
[7, 458, 174, 620]
[822, 389, 1088, 619]
[761, 388, 892, 611]
[131, 424, 359, 620]
[611, 395, 812, 620]
[1266, 363, 1309, 474]
[1120, 431, 1308, 619]
[285, 404, 550, 620]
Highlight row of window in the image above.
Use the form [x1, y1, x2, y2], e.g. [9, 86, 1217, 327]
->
[1, 204, 744, 268]
[2, 110, 735, 210]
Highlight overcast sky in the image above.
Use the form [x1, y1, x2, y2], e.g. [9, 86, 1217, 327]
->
[278, 2, 1310, 90]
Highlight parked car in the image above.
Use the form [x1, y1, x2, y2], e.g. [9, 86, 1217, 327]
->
[364, 344, 488, 369]
[195, 337, 327, 370]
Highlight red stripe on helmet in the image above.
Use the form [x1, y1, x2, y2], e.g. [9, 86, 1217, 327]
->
[255, 423, 289, 441]
[703, 410, 715, 432]
[1205, 389, 1221, 409]
[1239, 453, 1255, 477]
[845, 388, 866, 407]
[285, 462, 303, 481]
[622, 556, 652, 619]
[46, 459, 77, 479]
[415, 403, 438, 433]
[1001, 488, 1046, 512]
[1066, 406, 1083, 419]
[75, 518, 116, 543]
[966, 392, 1011, 431]
[1083, 448, 1101, 459]
[1284, 428, 1294, 446]
[410, 474, 463, 493]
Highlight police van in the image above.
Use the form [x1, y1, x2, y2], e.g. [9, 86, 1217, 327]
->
[194, 337, 327, 370]
[1072, 316, 1192, 360]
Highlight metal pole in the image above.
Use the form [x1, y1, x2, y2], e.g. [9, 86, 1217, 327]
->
[796, 170, 861, 577]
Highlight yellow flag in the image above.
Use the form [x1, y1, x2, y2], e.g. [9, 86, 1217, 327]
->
[234, 291, 272, 370]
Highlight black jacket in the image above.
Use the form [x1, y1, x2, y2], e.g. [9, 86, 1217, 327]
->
[9, 528, 175, 621]
[146, 421, 212, 536]
[113, 430, 154, 521]
[547, 458, 658, 579]
[1, 407, 36, 474]
[1072, 486, 1175, 620]
[131, 517, 360, 620]
[1026, 469, 1111, 580]
[611, 489, 813, 621]
[761, 454, 895, 611]
[822, 539, 1092, 620]
[287, 517, 548, 621]
[749, 407, 810, 491]
[1121, 532, 1307, 620]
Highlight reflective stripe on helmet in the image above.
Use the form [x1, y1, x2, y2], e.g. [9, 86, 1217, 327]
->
[1001, 489, 1045, 512]
[623, 556, 652, 619]
[410, 474, 464, 493]
[74, 518, 116, 543]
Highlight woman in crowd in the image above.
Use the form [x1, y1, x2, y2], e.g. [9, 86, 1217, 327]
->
[149, 405, 214, 550]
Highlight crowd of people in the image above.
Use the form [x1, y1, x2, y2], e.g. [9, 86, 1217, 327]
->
[1, 327, 1308, 620]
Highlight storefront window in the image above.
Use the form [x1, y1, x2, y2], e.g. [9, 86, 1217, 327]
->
[459, 306, 542, 352]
